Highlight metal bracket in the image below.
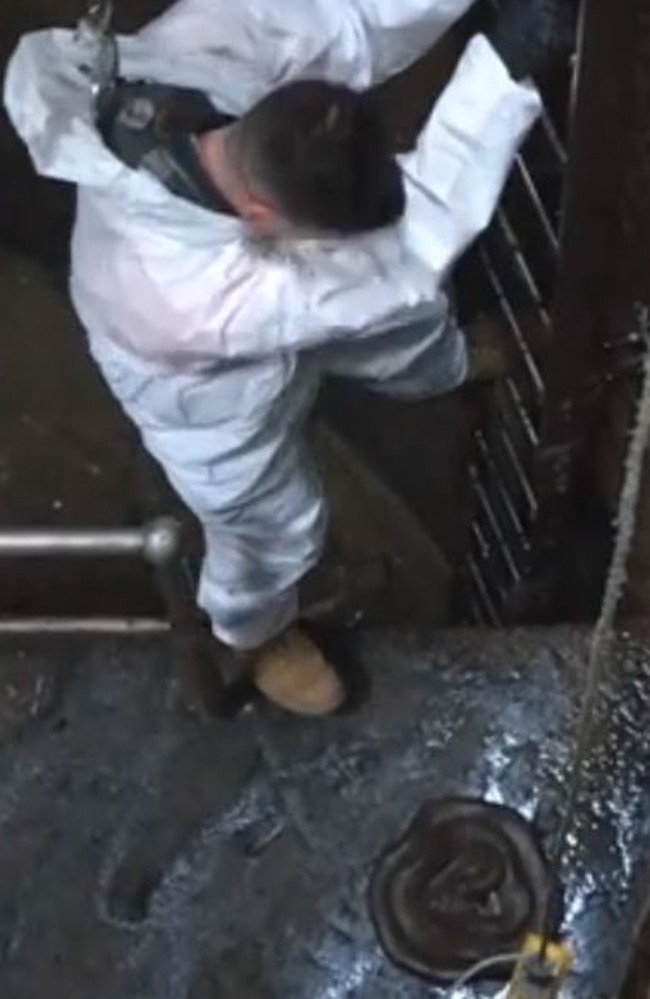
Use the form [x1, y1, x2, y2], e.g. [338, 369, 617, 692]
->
[0, 518, 187, 636]
[0, 518, 233, 715]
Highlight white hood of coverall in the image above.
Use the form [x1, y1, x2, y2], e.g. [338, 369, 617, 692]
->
[4, 0, 541, 368]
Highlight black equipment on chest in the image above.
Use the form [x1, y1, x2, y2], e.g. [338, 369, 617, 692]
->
[99, 80, 237, 215]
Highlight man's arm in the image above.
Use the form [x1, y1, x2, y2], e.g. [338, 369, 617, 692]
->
[172, 36, 540, 362]
[126, 0, 475, 106]
[398, 34, 541, 281]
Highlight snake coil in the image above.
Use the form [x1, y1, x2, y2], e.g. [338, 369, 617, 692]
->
[370, 798, 555, 983]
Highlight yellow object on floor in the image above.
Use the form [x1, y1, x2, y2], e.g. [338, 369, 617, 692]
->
[506, 935, 573, 999]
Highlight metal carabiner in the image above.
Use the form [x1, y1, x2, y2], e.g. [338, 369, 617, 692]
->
[75, 0, 119, 118]
[84, 0, 114, 35]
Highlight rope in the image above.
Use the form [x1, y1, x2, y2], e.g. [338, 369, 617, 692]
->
[541, 306, 650, 946]
[449, 951, 520, 994]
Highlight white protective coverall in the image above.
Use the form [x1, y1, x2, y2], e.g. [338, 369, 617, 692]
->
[5, 0, 541, 649]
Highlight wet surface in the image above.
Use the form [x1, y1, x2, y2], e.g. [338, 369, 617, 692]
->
[1, 625, 650, 998]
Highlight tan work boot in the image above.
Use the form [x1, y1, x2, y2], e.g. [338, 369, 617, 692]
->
[252, 627, 345, 716]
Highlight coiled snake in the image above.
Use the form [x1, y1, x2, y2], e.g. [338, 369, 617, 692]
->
[370, 798, 555, 983]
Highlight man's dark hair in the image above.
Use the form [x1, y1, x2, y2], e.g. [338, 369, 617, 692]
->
[238, 80, 405, 235]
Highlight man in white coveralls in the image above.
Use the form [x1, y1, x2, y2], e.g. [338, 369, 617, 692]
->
[5, 0, 573, 716]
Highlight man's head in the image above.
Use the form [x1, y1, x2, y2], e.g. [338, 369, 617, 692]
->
[200, 80, 405, 237]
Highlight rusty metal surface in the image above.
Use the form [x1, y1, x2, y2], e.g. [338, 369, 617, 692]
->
[1, 625, 650, 998]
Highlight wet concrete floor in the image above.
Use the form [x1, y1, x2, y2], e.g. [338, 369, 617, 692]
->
[2, 625, 650, 998]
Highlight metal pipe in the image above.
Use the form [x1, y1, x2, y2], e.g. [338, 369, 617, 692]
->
[495, 209, 547, 310]
[0, 518, 228, 706]
[480, 247, 546, 401]
[0, 529, 148, 558]
[469, 518, 490, 561]
[470, 471, 522, 582]
[474, 432, 530, 544]
[468, 515, 512, 602]
[0, 617, 170, 635]
[539, 110, 568, 168]
[514, 159, 561, 257]
[496, 382, 540, 452]
[466, 556, 501, 626]
[504, 379, 540, 448]
[0, 518, 181, 564]
[496, 427, 538, 516]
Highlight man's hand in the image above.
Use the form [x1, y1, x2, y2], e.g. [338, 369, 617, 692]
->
[488, 0, 577, 81]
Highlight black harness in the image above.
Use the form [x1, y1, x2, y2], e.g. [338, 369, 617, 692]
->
[99, 81, 238, 216]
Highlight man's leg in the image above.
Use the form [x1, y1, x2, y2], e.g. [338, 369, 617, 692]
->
[321, 302, 510, 400]
[89, 337, 344, 715]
